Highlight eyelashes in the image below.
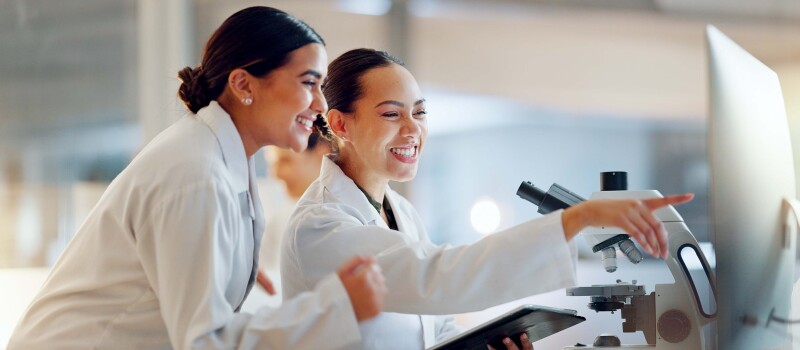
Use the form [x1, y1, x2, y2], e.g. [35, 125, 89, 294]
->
[381, 110, 427, 118]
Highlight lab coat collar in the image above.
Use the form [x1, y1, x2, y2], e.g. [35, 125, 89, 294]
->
[195, 101, 250, 192]
[320, 156, 390, 229]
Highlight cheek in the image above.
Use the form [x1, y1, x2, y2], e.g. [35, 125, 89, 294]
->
[373, 130, 394, 156]
[291, 90, 313, 110]
[272, 87, 311, 115]
[420, 121, 429, 138]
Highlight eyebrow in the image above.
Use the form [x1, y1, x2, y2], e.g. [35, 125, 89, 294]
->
[298, 70, 322, 79]
[374, 98, 426, 108]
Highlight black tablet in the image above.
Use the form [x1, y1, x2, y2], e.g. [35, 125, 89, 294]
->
[428, 305, 585, 350]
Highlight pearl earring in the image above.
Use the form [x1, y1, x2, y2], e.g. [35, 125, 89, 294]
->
[242, 97, 253, 106]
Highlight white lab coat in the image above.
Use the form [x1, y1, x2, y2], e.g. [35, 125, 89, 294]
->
[281, 157, 578, 349]
[9, 101, 361, 349]
[240, 190, 296, 312]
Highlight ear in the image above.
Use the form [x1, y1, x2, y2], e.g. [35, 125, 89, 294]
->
[228, 68, 254, 103]
[327, 109, 351, 142]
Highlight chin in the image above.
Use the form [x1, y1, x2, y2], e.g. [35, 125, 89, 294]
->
[392, 169, 418, 182]
[287, 136, 309, 152]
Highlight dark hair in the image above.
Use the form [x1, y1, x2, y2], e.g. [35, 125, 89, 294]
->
[178, 7, 324, 113]
[306, 132, 330, 151]
[314, 48, 404, 148]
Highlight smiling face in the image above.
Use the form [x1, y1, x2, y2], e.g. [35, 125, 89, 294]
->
[340, 63, 427, 183]
[237, 43, 328, 153]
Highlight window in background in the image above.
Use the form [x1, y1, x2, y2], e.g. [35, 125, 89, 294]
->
[0, 0, 140, 268]
[411, 109, 708, 249]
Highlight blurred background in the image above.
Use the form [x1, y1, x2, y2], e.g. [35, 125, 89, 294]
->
[1, 0, 800, 348]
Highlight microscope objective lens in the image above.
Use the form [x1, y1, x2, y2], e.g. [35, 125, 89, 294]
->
[600, 247, 617, 273]
[618, 239, 643, 264]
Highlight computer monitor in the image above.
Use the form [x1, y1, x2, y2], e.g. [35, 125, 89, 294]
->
[707, 25, 798, 350]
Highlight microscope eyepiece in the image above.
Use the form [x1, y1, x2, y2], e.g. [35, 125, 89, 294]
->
[517, 182, 585, 215]
[516, 182, 547, 207]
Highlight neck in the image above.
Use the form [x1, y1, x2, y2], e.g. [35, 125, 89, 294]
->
[336, 151, 388, 204]
[240, 137, 259, 159]
[218, 95, 260, 158]
[288, 179, 314, 199]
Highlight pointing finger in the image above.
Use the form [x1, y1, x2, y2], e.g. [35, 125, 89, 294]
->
[643, 193, 694, 211]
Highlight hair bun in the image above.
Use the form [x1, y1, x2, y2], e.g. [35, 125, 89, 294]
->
[177, 66, 211, 113]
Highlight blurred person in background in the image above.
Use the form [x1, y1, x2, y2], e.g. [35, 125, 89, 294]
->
[281, 48, 694, 350]
[8, 7, 386, 349]
[243, 133, 331, 309]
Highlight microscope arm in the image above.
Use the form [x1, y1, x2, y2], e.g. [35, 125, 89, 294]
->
[662, 223, 717, 324]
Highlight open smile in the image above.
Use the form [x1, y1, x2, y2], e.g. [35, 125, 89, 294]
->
[295, 116, 314, 132]
[389, 145, 419, 163]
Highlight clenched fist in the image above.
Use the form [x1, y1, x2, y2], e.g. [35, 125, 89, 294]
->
[337, 255, 387, 323]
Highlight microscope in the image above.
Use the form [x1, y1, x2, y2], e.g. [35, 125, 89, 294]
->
[517, 172, 716, 349]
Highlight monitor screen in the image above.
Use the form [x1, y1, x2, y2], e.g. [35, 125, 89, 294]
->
[707, 25, 797, 350]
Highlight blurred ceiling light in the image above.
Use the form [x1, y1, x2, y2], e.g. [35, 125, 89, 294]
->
[336, 0, 392, 16]
[470, 198, 501, 235]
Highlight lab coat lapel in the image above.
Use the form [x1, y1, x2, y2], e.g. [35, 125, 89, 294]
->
[196, 101, 259, 310]
[320, 157, 437, 346]
[384, 189, 411, 234]
[237, 157, 264, 308]
[249, 157, 265, 262]
[320, 157, 387, 228]
[195, 101, 249, 193]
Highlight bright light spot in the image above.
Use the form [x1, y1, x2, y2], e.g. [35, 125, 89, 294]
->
[470, 198, 501, 235]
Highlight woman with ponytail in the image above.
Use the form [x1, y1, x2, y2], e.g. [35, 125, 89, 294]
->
[9, 7, 385, 349]
[280, 48, 694, 349]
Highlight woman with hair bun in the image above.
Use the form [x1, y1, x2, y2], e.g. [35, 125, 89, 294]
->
[9, 7, 385, 349]
[281, 48, 694, 349]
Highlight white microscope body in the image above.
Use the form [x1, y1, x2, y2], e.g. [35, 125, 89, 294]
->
[563, 189, 717, 350]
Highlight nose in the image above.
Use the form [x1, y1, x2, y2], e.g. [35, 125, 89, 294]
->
[311, 88, 328, 115]
[401, 115, 422, 140]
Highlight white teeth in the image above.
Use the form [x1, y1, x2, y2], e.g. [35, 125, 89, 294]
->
[391, 146, 418, 157]
[295, 117, 312, 128]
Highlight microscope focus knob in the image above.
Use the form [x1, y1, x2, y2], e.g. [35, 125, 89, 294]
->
[657, 309, 691, 343]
